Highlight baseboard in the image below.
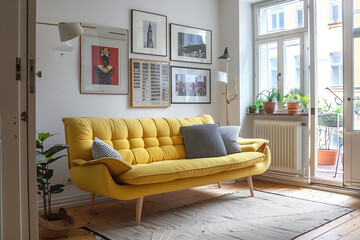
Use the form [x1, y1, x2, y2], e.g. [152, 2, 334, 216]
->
[37, 192, 112, 211]
[254, 171, 309, 184]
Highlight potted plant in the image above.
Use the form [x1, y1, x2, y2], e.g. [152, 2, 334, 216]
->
[282, 88, 310, 114]
[36, 132, 73, 239]
[247, 98, 264, 114]
[317, 99, 342, 165]
[256, 88, 281, 114]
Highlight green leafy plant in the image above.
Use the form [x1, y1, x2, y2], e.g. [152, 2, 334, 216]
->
[248, 99, 264, 113]
[36, 132, 69, 220]
[282, 88, 310, 111]
[256, 88, 281, 102]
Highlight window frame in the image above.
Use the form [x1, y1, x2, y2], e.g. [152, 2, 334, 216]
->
[254, 0, 308, 41]
[254, 33, 305, 100]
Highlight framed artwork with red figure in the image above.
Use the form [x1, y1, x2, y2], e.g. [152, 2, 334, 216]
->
[81, 26, 128, 94]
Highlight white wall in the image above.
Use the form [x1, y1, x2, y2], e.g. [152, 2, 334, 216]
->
[36, 0, 221, 206]
[219, 0, 254, 137]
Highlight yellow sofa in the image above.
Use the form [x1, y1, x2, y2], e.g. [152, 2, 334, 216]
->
[62, 115, 270, 225]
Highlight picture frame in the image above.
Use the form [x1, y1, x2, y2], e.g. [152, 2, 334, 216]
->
[171, 66, 211, 104]
[81, 26, 128, 94]
[131, 58, 170, 107]
[131, 9, 167, 56]
[170, 24, 212, 64]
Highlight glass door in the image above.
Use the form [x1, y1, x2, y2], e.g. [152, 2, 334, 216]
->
[343, 0, 360, 187]
[311, 0, 344, 185]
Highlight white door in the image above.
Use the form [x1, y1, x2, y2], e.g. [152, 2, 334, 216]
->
[0, 0, 37, 239]
[343, 0, 360, 187]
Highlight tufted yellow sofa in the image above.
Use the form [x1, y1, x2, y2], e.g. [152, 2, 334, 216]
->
[62, 114, 270, 225]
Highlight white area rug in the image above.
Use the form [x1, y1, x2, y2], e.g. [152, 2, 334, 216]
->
[81, 190, 353, 240]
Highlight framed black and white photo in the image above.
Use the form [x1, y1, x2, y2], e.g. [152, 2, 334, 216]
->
[170, 24, 212, 64]
[131, 58, 170, 107]
[131, 9, 167, 56]
[81, 26, 128, 94]
[171, 66, 211, 104]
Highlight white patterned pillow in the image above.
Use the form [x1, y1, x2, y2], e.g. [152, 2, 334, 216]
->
[92, 137, 122, 160]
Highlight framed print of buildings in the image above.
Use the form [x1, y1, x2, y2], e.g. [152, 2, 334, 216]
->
[131, 10, 167, 56]
[170, 24, 212, 64]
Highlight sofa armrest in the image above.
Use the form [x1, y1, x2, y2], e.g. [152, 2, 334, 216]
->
[238, 137, 269, 153]
[71, 158, 132, 177]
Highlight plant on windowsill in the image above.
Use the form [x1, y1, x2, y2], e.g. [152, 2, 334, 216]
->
[256, 88, 281, 114]
[247, 98, 264, 114]
[36, 132, 74, 239]
[282, 88, 310, 114]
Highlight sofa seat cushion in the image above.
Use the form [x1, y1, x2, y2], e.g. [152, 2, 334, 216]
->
[115, 152, 266, 185]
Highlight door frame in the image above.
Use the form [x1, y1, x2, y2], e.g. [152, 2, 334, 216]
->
[0, 0, 37, 238]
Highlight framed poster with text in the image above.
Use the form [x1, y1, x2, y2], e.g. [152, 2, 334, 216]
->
[131, 58, 170, 107]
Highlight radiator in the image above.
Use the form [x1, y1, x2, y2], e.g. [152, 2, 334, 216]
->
[254, 120, 303, 175]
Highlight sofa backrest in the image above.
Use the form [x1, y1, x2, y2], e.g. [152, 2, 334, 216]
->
[62, 115, 214, 168]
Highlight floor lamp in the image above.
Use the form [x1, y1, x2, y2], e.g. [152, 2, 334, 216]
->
[218, 47, 238, 126]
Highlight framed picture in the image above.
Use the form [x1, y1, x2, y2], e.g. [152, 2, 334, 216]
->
[81, 26, 128, 94]
[131, 9, 167, 56]
[170, 24, 212, 64]
[171, 66, 211, 104]
[131, 58, 170, 107]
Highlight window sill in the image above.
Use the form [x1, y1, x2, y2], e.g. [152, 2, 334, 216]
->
[247, 112, 308, 116]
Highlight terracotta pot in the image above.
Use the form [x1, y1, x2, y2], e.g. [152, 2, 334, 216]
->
[287, 102, 299, 114]
[318, 149, 338, 165]
[39, 208, 74, 239]
[263, 102, 276, 114]
[248, 107, 255, 113]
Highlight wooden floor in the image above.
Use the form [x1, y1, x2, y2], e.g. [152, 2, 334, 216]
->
[59, 180, 360, 240]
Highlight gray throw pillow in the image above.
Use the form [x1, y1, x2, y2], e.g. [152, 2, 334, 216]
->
[92, 137, 122, 160]
[180, 124, 227, 159]
[220, 126, 241, 154]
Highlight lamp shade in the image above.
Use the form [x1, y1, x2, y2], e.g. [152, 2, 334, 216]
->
[217, 71, 228, 84]
[58, 22, 84, 42]
[218, 47, 230, 61]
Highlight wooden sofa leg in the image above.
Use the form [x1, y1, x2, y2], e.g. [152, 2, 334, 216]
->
[217, 182, 221, 188]
[136, 197, 144, 226]
[247, 176, 254, 197]
[90, 193, 96, 210]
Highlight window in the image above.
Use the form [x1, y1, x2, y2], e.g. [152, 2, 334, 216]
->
[257, 0, 305, 36]
[270, 9, 285, 31]
[259, 42, 278, 92]
[330, 52, 343, 87]
[297, 9, 303, 27]
[255, 0, 307, 102]
[330, 0, 342, 23]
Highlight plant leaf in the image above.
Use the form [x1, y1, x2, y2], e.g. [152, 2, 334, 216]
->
[50, 184, 65, 191]
[43, 169, 53, 179]
[47, 155, 67, 164]
[36, 152, 47, 164]
[37, 132, 52, 142]
[50, 188, 64, 194]
[36, 140, 43, 149]
[43, 144, 69, 158]
[37, 170, 43, 180]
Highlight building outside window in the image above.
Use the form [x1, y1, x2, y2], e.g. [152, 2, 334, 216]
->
[269, 8, 285, 31]
[330, 52, 343, 87]
[297, 9, 303, 27]
[329, 0, 342, 24]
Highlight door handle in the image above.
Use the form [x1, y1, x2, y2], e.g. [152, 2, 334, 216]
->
[347, 97, 360, 101]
